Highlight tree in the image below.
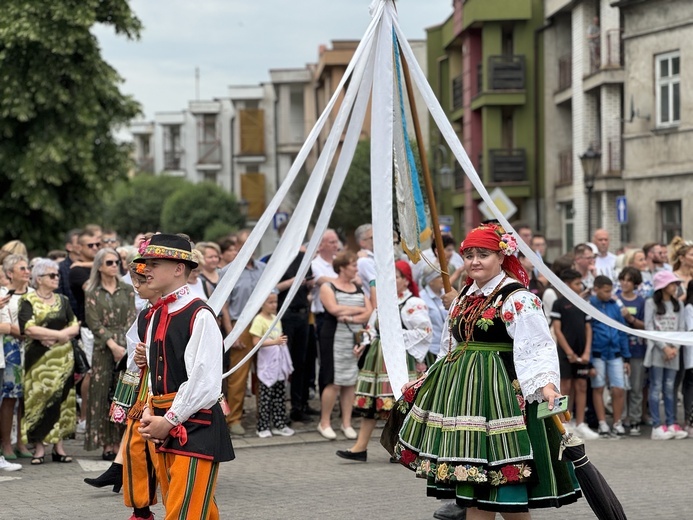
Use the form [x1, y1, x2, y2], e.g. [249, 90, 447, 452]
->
[160, 182, 245, 242]
[103, 174, 191, 240]
[0, 0, 142, 252]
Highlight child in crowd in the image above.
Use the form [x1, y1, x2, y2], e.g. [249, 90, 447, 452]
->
[249, 291, 294, 438]
[589, 275, 630, 438]
[645, 271, 687, 440]
[616, 267, 647, 435]
[551, 269, 597, 439]
[684, 280, 693, 435]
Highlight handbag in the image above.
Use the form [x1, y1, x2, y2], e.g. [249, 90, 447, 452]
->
[73, 341, 90, 376]
[347, 324, 371, 370]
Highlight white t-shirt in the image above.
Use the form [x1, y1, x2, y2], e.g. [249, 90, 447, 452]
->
[310, 255, 337, 314]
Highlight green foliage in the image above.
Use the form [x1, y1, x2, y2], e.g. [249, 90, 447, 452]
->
[104, 174, 191, 240]
[160, 182, 245, 242]
[203, 220, 239, 242]
[330, 139, 373, 232]
[0, 0, 143, 251]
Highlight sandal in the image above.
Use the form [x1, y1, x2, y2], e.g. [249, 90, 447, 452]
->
[31, 456, 45, 465]
[52, 449, 73, 463]
[15, 447, 34, 459]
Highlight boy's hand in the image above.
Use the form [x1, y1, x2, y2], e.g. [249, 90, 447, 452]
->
[589, 367, 597, 377]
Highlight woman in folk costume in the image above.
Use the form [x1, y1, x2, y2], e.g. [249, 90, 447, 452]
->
[336, 261, 431, 461]
[395, 223, 581, 517]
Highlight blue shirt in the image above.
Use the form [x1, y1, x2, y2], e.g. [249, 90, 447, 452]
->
[589, 296, 631, 361]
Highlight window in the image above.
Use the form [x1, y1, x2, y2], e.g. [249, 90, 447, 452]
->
[659, 200, 681, 244]
[656, 52, 680, 127]
[563, 202, 575, 252]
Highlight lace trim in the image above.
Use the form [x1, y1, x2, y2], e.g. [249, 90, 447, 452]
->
[522, 371, 561, 403]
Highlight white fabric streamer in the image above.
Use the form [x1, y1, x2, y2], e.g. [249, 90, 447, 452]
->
[391, 13, 693, 347]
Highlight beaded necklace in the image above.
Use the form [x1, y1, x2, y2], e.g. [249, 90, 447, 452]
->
[447, 275, 507, 361]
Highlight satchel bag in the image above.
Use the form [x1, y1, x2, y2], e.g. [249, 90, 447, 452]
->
[73, 341, 90, 376]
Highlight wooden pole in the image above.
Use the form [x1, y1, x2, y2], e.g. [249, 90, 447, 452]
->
[397, 43, 452, 293]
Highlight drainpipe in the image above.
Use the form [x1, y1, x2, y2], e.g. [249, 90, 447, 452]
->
[230, 113, 235, 195]
[534, 19, 554, 232]
[274, 88, 280, 196]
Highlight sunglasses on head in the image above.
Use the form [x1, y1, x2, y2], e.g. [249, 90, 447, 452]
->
[40, 273, 60, 280]
[105, 259, 121, 267]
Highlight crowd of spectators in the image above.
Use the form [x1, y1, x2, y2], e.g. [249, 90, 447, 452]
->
[0, 219, 691, 475]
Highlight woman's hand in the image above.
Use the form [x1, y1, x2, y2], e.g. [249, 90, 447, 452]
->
[401, 375, 425, 394]
[415, 362, 427, 374]
[353, 343, 366, 357]
[110, 343, 127, 362]
[541, 384, 562, 410]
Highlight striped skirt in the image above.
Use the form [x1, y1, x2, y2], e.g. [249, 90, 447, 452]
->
[395, 342, 581, 512]
[353, 338, 417, 420]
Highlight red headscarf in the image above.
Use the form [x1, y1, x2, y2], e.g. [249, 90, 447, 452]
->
[459, 224, 529, 288]
[395, 260, 419, 297]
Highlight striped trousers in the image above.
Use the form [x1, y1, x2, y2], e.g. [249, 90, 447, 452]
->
[153, 451, 220, 520]
[123, 418, 158, 508]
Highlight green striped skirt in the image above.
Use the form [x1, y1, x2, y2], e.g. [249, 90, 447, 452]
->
[395, 342, 581, 512]
[353, 338, 417, 420]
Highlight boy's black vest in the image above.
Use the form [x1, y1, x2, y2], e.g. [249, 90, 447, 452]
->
[146, 299, 234, 462]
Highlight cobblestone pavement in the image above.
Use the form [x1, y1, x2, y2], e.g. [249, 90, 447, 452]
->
[2, 418, 693, 520]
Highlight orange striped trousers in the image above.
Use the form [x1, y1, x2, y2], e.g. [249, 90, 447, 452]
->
[123, 417, 158, 508]
[153, 451, 220, 520]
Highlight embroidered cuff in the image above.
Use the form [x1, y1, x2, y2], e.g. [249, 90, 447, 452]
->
[164, 410, 182, 426]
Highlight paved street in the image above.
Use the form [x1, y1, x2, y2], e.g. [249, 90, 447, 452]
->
[2, 421, 692, 520]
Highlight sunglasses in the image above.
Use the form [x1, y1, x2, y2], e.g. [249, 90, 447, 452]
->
[40, 273, 60, 280]
[84, 242, 101, 249]
[16, 266, 30, 272]
[105, 260, 121, 267]
[102, 238, 118, 244]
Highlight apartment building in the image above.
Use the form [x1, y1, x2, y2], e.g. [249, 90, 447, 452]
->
[543, 0, 626, 255]
[428, 0, 545, 240]
[613, 0, 692, 244]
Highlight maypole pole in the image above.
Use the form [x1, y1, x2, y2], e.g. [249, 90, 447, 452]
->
[396, 41, 452, 293]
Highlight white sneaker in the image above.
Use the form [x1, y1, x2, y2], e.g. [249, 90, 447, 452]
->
[271, 426, 295, 437]
[564, 419, 576, 434]
[341, 425, 358, 440]
[575, 422, 600, 440]
[256, 430, 272, 438]
[76, 419, 86, 434]
[651, 425, 674, 440]
[668, 424, 689, 440]
[0, 456, 22, 472]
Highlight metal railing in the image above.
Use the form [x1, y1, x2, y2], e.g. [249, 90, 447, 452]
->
[558, 149, 573, 184]
[488, 55, 526, 90]
[607, 137, 622, 173]
[164, 150, 182, 170]
[198, 141, 221, 164]
[558, 53, 572, 91]
[452, 75, 464, 110]
[489, 149, 527, 182]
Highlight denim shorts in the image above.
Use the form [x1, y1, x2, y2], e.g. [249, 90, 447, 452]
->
[591, 356, 625, 389]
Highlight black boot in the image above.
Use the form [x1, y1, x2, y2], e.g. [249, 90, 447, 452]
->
[84, 462, 123, 493]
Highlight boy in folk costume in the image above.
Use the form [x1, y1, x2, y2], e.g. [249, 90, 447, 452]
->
[137, 234, 234, 520]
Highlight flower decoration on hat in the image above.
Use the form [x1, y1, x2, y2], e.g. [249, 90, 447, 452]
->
[138, 238, 151, 256]
[499, 233, 518, 257]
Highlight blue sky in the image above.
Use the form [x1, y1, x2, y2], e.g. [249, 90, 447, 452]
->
[94, 0, 453, 119]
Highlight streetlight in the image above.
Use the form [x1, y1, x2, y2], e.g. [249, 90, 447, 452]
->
[579, 144, 601, 239]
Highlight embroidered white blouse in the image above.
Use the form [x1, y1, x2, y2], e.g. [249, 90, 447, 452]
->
[365, 289, 432, 363]
[436, 272, 560, 403]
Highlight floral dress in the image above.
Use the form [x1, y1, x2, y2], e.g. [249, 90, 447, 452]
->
[395, 273, 581, 512]
[1, 290, 32, 399]
[84, 281, 136, 450]
[353, 290, 432, 419]
[18, 292, 77, 444]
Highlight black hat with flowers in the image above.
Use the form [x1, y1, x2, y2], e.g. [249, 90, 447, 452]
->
[132, 233, 198, 269]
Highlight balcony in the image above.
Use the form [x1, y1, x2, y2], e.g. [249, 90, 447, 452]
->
[198, 140, 221, 166]
[452, 75, 464, 111]
[164, 150, 183, 171]
[471, 56, 527, 110]
[607, 137, 622, 174]
[488, 55, 526, 90]
[558, 149, 573, 185]
[558, 53, 572, 91]
[584, 29, 624, 91]
[489, 149, 527, 183]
